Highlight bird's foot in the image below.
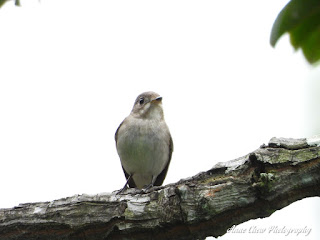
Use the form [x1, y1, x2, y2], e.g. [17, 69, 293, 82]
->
[115, 186, 144, 195]
[142, 183, 162, 193]
[144, 183, 154, 190]
[115, 185, 128, 195]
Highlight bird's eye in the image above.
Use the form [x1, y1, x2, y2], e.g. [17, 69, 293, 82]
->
[139, 97, 144, 105]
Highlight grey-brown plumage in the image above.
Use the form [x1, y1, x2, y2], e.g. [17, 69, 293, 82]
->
[115, 91, 173, 190]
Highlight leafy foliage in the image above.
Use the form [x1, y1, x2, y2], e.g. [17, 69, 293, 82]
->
[0, 0, 20, 8]
[270, 0, 320, 64]
[0, 0, 7, 8]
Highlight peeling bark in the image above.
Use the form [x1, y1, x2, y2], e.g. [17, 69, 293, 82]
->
[0, 137, 320, 240]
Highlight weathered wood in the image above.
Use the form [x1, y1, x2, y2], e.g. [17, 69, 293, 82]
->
[0, 137, 319, 240]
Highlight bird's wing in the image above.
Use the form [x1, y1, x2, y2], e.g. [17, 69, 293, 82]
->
[114, 120, 123, 143]
[154, 133, 173, 186]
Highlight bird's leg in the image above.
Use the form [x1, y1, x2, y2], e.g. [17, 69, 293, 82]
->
[143, 175, 157, 191]
[144, 183, 154, 191]
[116, 175, 131, 194]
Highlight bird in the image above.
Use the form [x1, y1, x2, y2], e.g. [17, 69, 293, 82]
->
[115, 91, 173, 191]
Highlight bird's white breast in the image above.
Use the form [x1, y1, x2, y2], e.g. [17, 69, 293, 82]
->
[116, 116, 170, 188]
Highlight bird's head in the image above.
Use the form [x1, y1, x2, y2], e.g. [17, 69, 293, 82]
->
[131, 91, 164, 120]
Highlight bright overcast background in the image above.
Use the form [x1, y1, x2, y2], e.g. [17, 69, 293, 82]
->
[0, 0, 319, 239]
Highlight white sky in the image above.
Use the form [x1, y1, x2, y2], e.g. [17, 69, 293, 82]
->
[0, 1, 319, 239]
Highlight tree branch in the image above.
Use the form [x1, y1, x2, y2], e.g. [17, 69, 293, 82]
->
[1, 137, 319, 240]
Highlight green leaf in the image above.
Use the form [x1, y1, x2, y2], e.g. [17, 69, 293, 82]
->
[0, 0, 7, 8]
[270, 0, 320, 64]
[0, 0, 21, 8]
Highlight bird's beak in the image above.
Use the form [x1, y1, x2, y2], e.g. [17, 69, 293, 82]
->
[151, 96, 162, 103]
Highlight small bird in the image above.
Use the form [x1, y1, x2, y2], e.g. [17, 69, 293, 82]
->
[115, 91, 173, 191]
